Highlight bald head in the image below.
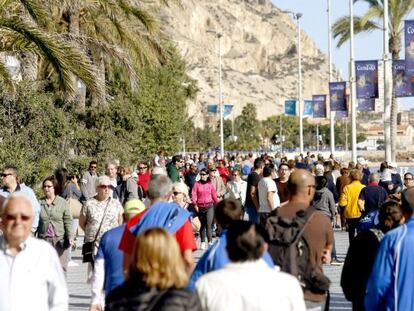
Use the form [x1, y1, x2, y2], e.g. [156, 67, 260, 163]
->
[287, 169, 316, 203]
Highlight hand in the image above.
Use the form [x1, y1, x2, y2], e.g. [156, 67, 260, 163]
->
[89, 304, 102, 311]
[321, 249, 331, 264]
[194, 205, 199, 213]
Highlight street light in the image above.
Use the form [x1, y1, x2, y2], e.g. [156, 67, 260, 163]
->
[327, 0, 335, 155]
[207, 30, 224, 159]
[383, 0, 392, 162]
[349, 0, 357, 162]
[282, 11, 304, 154]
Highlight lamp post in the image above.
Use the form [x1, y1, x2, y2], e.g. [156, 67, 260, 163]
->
[328, 0, 335, 155]
[283, 11, 304, 154]
[349, 0, 357, 162]
[207, 30, 224, 158]
[383, 0, 392, 162]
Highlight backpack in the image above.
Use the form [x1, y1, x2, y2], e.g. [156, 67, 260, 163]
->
[265, 208, 331, 294]
[358, 210, 379, 232]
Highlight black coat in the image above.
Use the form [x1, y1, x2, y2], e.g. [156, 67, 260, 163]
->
[105, 278, 202, 311]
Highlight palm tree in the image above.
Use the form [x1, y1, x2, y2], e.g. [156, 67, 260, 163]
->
[0, 0, 102, 97]
[332, 0, 414, 161]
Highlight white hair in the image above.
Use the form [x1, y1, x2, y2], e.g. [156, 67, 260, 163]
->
[1, 192, 33, 216]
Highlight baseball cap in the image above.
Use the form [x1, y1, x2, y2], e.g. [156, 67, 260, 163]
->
[388, 161, 397, 168]
[124, 199, 145, 215]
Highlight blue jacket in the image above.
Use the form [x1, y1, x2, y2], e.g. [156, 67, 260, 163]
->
[188, 230, 274, 290]
[365, 217, 414, 311]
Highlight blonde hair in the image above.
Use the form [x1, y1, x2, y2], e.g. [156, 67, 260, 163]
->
[129, 228, 188, 289]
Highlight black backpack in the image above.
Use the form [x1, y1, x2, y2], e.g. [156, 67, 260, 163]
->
[265, 208, 331, 294]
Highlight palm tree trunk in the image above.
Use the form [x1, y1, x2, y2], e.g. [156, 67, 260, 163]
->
[390, 36, 401, 162]
[91, 51, 106, 107]
[18, 52, 38, 82]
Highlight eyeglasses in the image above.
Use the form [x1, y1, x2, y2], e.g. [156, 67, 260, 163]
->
[173, 191, 182, 196]
[1, 173, 12, 178]
[43, 185, 53, 188]
[5, 213, 32, 222]
[200, 173, 207, 176]
[98, 185, 111, 189]
[139, 166, 147, 170]
[404, 178, 413, 181]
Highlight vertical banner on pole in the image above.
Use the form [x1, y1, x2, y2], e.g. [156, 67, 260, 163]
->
[357, 98, 375, 112]
[223, 104, 233, 119]
[303, 100, 313, 118]
[404, 20, 414, 91]
[207, 105, 218, 113]
[355, 60, 379, 98]
[329, 82, 347, 111]
[312, 95, 327, 118]
[393, 60, 412, 97]
[284, 100, 297, 116]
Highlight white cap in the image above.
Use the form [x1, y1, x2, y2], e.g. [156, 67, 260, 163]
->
[357, 157, 367, 165]
[388, 161, 397, 168]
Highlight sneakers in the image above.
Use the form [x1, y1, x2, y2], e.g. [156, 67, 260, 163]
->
[208, 241, 214, 247]
[330, 259, 344, 266]
[200, 242, 206, 250]
[68, 261, 79, 267]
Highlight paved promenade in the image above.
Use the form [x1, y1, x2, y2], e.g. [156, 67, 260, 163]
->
[67, 230, 352, 310]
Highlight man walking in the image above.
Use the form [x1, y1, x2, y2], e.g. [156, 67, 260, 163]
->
[258, 165, 280, 226]
[244, 158, 264, 224]
[80, 161, 98, 202]
[0, 165, 40, 233]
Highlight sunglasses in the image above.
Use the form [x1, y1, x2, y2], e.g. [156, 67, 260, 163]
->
[5, 213, 32, 222]
[404, 178, 413, 180]
[139, 166, 147, 169]
[90, 166, 97, 169]
[173, 191, 182, 196]
[98, 185, 112, 189]
[1, 173, 12, 178]
[200, 173, 207, 176]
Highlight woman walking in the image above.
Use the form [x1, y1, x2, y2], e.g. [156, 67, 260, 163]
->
[37, 176, 73, 271]
[192, 168, 219, 250]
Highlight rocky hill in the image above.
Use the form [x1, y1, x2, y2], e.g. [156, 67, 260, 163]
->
[159, 0, 339, 127]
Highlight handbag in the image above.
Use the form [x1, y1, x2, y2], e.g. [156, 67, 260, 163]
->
[82, 199, 110, 264]
[66, 182, 82, 218]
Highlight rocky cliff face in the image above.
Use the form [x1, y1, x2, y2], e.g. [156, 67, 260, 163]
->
[159, 0, 338, 126]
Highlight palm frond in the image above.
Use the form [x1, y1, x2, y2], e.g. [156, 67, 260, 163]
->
[0, 17, 102, 97]
[332, 15, 381, 48]
[118, 0, 158, 34]
[19, 0, 51, 26]
[0, 59, 16, 94]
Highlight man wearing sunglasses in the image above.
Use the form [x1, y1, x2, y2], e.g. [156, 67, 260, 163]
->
[0, 165, 40, 233]
[0, 193, 68, 310]
[80, 160, 98, 203]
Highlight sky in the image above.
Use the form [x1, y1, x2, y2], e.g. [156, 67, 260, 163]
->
[272, 0, 414, 111]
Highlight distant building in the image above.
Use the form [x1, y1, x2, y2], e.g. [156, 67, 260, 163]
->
[398, 110, 414, 126]
[358, 124, 414, 151]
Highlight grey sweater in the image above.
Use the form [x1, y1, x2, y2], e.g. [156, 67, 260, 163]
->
[312, 188, 336, 221]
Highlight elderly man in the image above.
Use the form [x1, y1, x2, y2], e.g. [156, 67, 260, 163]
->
[0, 165, 41, 233]
[0, 193, 68, 310]
[358, 173, 388, 216]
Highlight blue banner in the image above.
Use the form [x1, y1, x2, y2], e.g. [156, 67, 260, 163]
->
[355, 60, 379, 98]
[405, 20, 414, 85]
[312, 95, 327, 118]
[329, 82, 347, 111]
[357, 98, 375, 112]
[284, 100, 296, 116]
[393, 60, 412, 97]
[303, 100, 313, 118]
[336, 110, 349, 119]
[207, 105, 218, 113]
[223, 104, 233, 119]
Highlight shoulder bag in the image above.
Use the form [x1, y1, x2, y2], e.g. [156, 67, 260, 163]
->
[66, 182, 83, 219]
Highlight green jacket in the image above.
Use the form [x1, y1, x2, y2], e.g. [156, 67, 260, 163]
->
[167, 163, 181, 183]
[37, 195, 73, 239]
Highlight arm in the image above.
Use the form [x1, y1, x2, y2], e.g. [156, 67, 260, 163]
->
[328, 193, 336, 221]
[191, 183, 199, 206]
[62, 201, 73, 240]
[266, 191, 274, 212]
[48, 245, 69, 311]
[211, 185, 219, 206]
[339, 186, 348, 208]
[183, 249, 195, 274]
[79, 206, 87, 231]
[250, 185, 259, 210]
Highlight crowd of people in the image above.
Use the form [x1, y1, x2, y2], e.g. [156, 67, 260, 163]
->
[0, 151, 413, 311]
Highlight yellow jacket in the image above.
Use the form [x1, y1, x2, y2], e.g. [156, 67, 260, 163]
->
[339, 180, 365, 219]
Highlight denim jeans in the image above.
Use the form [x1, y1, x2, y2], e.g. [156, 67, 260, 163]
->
[245, 204, 259, 224]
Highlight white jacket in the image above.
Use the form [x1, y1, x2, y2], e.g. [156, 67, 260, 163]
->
[196, 259, 306, 311]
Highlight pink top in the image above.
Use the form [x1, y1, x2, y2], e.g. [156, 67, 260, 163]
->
[192, 181, 219, 206]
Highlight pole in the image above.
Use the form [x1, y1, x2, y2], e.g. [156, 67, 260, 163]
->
[182, 137, 186, 156]
[280, 115, 283, 154]
[231, 113, 235, 141]
[345, 118, 349, 152]
[218, 33, 224, 159]
[316, 123, 320, 152]
[297, 14, 304, 154]
[349, 0, 357, 163]
[383, 0, 392, 162]
[328, 0, 335, 155]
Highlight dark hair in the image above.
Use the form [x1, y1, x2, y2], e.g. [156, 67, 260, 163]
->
[404, 172, 414, 179]
[340, 167, 349, 175]
[378, 200, 403, 232]
[279, 163, 289, 170]
[253, 158, 264, 170]
[215, 199, 243, 229]
[3, 165, 18, 178]
[89, 161, 97, 167]
[54, 167, 69, 196]
[315, 176, 328, 190]
[379, 161, 388, 172]
[42, 176, 58, 189]
[262, 165, 273, 178]
[172, 155, 182, 165]
[226, 221, 268, 262]
[401, 188, 414, 216]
